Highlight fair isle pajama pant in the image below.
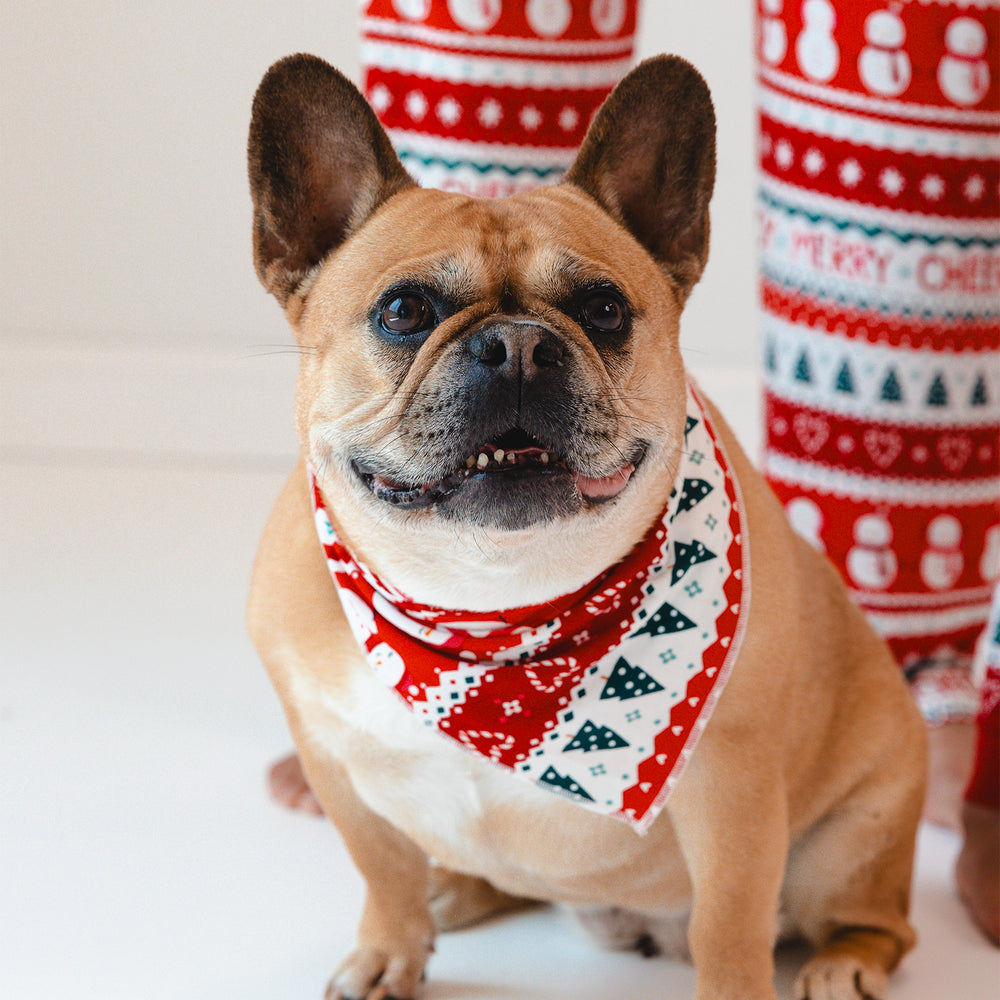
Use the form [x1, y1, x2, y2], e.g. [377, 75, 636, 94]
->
[756, 0, 999, 729]
[357, 1, 1000, 801]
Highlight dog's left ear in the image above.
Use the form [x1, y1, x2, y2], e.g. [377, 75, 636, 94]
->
[564, 55, 716, 302]
[248, 54, 414, 308]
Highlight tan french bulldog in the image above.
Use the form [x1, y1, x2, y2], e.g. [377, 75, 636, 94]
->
[246, 53, 926, 1000]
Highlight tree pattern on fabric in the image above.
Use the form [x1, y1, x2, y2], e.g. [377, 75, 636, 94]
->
[311, 383, 748, 832]
[756, 0, 1000, 723]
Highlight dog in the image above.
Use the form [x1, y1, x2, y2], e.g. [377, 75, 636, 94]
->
[246, 53, 926, 1000]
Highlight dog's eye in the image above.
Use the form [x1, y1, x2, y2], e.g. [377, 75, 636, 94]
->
[379, 294, 435, 335]
[580, 291, 627, 334]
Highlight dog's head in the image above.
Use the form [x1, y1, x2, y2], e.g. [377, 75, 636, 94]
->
[248, 54, 716, 607]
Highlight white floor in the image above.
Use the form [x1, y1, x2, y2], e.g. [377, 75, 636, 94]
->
[2, 367, 997, 1000]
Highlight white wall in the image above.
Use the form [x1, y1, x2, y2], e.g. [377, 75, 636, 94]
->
[1, 1, 758, 463]
[637, 3, 758, 372]
[2, 1, 360, 352]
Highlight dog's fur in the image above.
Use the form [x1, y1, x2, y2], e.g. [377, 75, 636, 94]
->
[246, 54, 926, 1000]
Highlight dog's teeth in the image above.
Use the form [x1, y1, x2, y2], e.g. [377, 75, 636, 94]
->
[494, 449, 505, 462]
[541, 452, 549, 464]
[477, 453, 490, 469]
[466, 456, 476, 469]
[507, 452, 516, 464]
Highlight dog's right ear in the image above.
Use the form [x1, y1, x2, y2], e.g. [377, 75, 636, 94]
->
[248, 54, 413, 308]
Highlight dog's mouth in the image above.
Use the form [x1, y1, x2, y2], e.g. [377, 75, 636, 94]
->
[354, 428, 644, 512]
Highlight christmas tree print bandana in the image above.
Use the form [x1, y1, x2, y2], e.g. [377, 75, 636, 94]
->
[311, 381, 748, 833]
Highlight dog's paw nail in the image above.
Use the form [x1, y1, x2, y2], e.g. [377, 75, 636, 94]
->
[635, 933, 660, 957]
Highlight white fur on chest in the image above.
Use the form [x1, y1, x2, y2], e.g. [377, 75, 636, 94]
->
[293, 647, 694, 918]
[295, 661, 526, 858]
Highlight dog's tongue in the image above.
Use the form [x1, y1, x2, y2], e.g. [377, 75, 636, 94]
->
[573, 462, 636, 500]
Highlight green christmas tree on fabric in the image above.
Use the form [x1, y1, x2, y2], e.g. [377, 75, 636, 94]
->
[670, 539, 717, 585]
[880, 367, 903, 402]
[834, 359, 855, 394]
[633, 601, 697, 637]
[676, 478, 713, 513]
[564, 719, 630, 753]
[926, 373, 948, 407]
[600, 657, 665, 701]
[794, 349, 813, 383]
[538, 766, 594, 801]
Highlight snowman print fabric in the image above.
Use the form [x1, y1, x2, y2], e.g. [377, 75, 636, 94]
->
[755, 0, 999, 722]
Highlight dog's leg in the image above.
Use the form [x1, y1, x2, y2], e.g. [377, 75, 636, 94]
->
[791, 932, 896, 1000]
[783, 783, 920, 1000]
[428, 867, 538, 931]
[294, 748, 435, 1000]
[667, 750, 787, 1000]
[249, 468, 435, 1000]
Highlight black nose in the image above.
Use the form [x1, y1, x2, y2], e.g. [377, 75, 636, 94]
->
[467, 320, 566, 378]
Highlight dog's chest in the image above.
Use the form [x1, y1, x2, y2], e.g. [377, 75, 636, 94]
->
[298, 662, 531, 855]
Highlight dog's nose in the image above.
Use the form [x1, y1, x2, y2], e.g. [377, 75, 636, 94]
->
[467, 320, 566, 378]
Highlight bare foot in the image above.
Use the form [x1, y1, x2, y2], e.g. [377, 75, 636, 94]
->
[956, 802, 1000, 946]
[924, 720, 976, 829]
[268, 752, 324, 816]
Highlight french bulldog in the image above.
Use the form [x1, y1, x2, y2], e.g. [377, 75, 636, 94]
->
[246, 53, 926, 1000]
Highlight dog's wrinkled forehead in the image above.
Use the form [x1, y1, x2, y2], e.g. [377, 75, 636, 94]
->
[250, 55, 716, 314]
[336, 185, 649, 313]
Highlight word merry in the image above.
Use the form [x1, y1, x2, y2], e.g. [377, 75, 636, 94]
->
[785, 227, 894, 284]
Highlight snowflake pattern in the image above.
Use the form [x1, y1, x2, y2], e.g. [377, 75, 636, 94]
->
[919, 173, 945, 202]
[962, 174, 985, 202]
[802, 147, 826, 177]
[756, 0, 1000, 682]
[838, 158, 863, 188]
[519, 104, 544, 132]
[404, 90, 428, 122]
[368, 83, 393, 115]
[774, 138, 795, 170]
[879, 166, 906, 197]
[476, 97, 503, 129]
[557, 105, 580, 133]
[361, 0, 637, 196]
[436, 95, 462, 127]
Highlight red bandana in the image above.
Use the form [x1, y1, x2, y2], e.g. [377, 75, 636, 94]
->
[312, 382, 748, 832]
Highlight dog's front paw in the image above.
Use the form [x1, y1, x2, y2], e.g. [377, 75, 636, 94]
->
[325, 942, 430, 1000]
[794, 954, 888, 1000]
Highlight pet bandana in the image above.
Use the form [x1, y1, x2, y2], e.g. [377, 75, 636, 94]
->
[311, 381, 748, 833]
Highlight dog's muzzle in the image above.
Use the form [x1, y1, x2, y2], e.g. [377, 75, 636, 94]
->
[353, 317, 646, 529]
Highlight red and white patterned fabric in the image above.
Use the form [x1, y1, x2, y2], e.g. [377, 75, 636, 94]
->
[360, 0, 638, 196]
[311, 382, 749, 832]
[966, 582, 1000, 807]
[755, 0, 1000, 723]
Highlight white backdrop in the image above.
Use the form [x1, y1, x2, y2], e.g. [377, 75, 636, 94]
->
[1, 2, 757, 462]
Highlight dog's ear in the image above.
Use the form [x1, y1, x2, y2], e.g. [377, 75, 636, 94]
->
[248, 54, 413, 306]
[564, 55, 716, 302]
